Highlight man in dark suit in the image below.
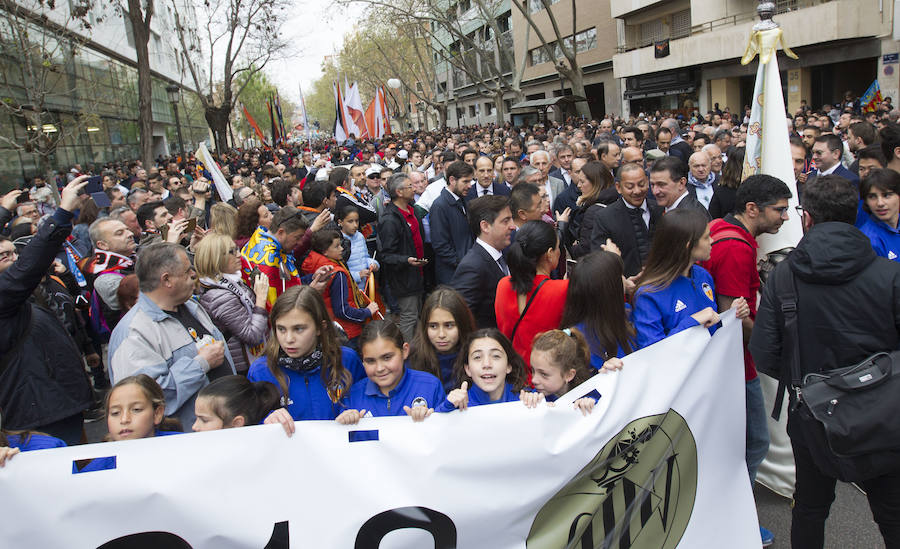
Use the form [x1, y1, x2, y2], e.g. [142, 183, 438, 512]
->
[650, 156, 711, 220]
[808, 134, 860, 186]
[467, 156, 511, 201]
[430, 160, 475, 284]
[687, 151, 719, 211]
[451, 195, 516, 328]
[662, 119, 692, 165]
[590, 164, 663, 278]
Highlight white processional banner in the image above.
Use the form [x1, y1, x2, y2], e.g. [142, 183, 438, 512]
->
[1, 314, 761, 548]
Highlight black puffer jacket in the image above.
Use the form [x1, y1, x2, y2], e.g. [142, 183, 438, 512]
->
[377, 202, 426, 298]
[750, 222, 900, 449]
[0, 209, 93, 429]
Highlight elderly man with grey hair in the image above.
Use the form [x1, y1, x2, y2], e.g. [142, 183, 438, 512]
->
[528, 149, 565, 213]
[378, 173, 427, 340]
[108, 242, 235, 427]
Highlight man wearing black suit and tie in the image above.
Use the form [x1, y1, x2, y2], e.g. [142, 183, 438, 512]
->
[590, 163, 663, 278]
[451, 195, 516, 328]
[807, 134, 860, 187]
[650, 156, 712, 220]
[467, 156, 511, 201]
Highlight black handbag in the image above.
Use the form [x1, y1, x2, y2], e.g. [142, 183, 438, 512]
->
[773, 268, 900, 481]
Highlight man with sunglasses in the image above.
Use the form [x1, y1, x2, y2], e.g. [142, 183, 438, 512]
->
[699, 174, 793, 548]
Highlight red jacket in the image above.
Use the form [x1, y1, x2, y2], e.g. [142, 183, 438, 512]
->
[301, 251, 368, 339]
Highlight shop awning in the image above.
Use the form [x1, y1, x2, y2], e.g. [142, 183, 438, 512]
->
[624, 85, 696, 100]
[509, 95, 587, 112]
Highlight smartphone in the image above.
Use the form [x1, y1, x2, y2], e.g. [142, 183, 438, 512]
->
[159, 224, 169, 241]
[565, 258, 577, 279]
[184, 217, 197, 233]
[90, 191, 111, 209]
[250, 265, 262, 285]
[16, 191, 30, 204]
[82, 175, 103, 195]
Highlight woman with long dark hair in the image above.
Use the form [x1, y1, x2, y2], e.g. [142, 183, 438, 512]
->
[631, 209, 747, 348]
[494, 221, 568, 379]
[561, 251, 636, 369]
[709, 147, 744, 219]
[569, 160, 616, 258]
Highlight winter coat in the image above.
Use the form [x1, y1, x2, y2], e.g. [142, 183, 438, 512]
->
[0, 208, 93, 430]
[198, 275, 269, 373]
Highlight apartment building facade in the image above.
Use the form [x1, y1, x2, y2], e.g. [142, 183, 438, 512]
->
[432, 0, 620, 128]
[0, 1, 209, 184]
[610, 0, 899, 117]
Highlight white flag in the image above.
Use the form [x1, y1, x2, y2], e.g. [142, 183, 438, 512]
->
[195, 141, 233, 202]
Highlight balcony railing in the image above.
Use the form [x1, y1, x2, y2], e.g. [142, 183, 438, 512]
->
[616, 0, 833, 54]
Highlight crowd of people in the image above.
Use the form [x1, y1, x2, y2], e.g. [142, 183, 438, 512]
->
[2, 96, 900, 548]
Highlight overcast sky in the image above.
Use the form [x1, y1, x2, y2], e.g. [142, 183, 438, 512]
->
[266, 1, 365, 111]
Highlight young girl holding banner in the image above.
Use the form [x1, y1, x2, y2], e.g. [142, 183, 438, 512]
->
[336, 320, 445, 425]
[631, 209, 748, 348]
[248, 286, 366, 421]
[437, 329, 526, 412]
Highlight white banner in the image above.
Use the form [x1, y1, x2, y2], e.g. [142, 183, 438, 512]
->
[0, 313, 760, 548]
[196, 141, 234, 203]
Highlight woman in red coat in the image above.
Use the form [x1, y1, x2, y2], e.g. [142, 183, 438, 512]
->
[495, 221, 568, 383]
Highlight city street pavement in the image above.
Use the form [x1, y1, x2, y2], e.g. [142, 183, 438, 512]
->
[755, 482, 885, 548]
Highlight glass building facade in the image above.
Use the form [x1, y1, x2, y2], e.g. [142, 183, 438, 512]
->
[0, 17, 209, 188]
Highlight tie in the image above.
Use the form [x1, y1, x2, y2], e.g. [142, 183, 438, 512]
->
[497, 255, 509, 276]
[482, 188, 490, 196]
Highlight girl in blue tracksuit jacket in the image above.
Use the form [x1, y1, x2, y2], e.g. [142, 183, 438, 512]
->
[192, 375, 295, 436]
[858, 169, 900, 262]
[523, 328, 599, 415]
[436, 329, 527, 412]
[631, 209, 726, 349]
[336, 320, 445, 425]
[76, 374, 183, 473]
[248, 286, 366, 421]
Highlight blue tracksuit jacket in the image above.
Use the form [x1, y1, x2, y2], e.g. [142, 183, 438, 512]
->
[247, 346, 365, 420]
[342, 367, 445, 417]
[632, 264, 718, 349]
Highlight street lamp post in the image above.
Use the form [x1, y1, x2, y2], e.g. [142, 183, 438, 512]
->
[165, 84, 185, 157]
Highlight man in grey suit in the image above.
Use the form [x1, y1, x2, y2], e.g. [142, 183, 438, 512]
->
[526, 149, 565, 213]
[649, 157, 711, 220]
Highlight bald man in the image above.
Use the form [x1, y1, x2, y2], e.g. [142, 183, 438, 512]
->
[622, 146, 644, 169]
[687, 151, 718, 210]
[702, 144, 724, 176]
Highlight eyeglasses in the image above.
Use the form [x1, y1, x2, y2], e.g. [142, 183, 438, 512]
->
[770, 206, 790, 216]
[795, 205, 804, 216]
[0, 249, 17, 261]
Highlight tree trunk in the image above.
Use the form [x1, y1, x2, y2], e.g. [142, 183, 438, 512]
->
[494, 93, 505, 125]
[127, 0, 154, 168]
[567, 69, 592, 119]
[205, 105, 231, 154]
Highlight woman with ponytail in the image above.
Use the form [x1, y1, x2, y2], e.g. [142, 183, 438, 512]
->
[494, 221, 569, 381]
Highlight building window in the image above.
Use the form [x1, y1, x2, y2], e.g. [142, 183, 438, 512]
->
[485, 101, 493, 115]
[469, 105, 476, 117]
[528, 28, 597, 66]
[438, 81, 447, 93]
[496, 12, 511, 33]
[459, 0, 471, 14]
[529, 0, 560, 13]
[671, 9, 691, 39]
